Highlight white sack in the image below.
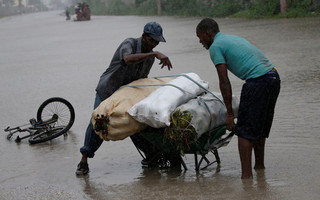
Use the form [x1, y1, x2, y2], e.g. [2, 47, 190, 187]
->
[128, 72, 209, 128]
[173, 92, 239, 138]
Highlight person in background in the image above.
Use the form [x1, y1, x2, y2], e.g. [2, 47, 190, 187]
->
[76, 22, 173, 175]
[196, 18, 280, 179]
[65, 8, 70, 20]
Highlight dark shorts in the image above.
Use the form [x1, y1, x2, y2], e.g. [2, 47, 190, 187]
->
[235, 69, 281, 140]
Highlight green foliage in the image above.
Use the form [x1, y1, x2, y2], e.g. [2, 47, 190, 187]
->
[162, 0, 199, 16]
[135, 0, 158, 16]
[164, 109, 198, 155]
[208, 0, 242, 17]
[4, 0, 320, 18]
[249, 0, 280, 18]
[288, 0, 311, 10]
[231, 0, 320, 18]
[87, 0, 108, 15]
[281, 7, 319, 18]
[132, 0, 242, 17]
[88, 0, 320, 19]
[106, 0, 134, 15]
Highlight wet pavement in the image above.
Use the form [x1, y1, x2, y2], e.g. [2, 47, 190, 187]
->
[0, 11, 319, 200]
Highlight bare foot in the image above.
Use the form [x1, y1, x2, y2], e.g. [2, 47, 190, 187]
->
[241, 174, 253, 179]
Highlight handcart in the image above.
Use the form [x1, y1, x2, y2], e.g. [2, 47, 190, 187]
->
[91, 73, 237, 171]
[137, 125, 234, 171]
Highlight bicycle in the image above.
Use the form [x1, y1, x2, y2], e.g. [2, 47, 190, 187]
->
[4, 97, 75, 144]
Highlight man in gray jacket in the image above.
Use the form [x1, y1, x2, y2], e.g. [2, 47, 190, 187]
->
[76, 22, 172, 175]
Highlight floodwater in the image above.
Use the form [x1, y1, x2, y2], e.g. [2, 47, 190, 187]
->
[0, 11, 319, 200]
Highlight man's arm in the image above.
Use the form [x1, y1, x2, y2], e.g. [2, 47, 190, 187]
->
[123, 51, 172, 70]
[216, 63, 235, 131]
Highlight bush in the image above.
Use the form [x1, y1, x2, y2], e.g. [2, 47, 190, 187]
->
[87, 0, 107, 15]
[87, 0, 320, 18]
[162, 0, 199, 16]
[106, 0, 134, 15]
[209, 0, 242, 17]
[250, 0, 280, 18]
[281, 7, 319, 17]
[135, 0, 158, 16]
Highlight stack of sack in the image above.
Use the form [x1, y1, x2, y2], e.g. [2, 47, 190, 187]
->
[162, 92, 239, 153]
[166, 92, 239, 140]
[92, 72, 239, 142]
[127, 72, 209, 128]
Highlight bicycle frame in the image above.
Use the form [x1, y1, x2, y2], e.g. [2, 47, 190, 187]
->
[5, 114, 58, 142]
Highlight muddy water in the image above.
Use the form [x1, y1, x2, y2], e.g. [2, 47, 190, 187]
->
[0, 11, 319, 200]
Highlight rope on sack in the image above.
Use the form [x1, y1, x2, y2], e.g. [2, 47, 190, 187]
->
[122, 74, 226, 134]
[152, 74, 225, 105]
[121, 74, 225, 105]
[121, 83, 192, 95]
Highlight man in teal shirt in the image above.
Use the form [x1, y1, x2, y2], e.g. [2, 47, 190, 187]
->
[196, 18, 280, 179]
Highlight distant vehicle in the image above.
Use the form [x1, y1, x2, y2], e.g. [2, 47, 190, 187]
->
[73, 3, 91, 21]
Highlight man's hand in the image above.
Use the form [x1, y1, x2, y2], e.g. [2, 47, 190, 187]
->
[123, 51, 172, 70]
[155, 51, 172, 70]
[226, 115, 235, 131]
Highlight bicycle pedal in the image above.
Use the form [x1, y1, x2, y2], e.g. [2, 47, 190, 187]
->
[29, 118, 37, 126]
[15, 136, 21, 143]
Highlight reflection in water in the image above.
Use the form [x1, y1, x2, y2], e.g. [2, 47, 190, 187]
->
[78, 166, 278, 200]
[79, 175, 101, 199]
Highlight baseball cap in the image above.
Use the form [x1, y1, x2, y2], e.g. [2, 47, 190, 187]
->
[143, 22, 166, 42]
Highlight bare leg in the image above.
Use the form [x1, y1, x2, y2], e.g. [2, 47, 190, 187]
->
[238, 137, 253, 179]
[81, 152, 88, 163]
[253, 138, 265, 170]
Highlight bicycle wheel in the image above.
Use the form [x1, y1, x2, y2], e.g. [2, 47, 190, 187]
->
[37, 97, 75, 133]
[28, 127, 65, 144]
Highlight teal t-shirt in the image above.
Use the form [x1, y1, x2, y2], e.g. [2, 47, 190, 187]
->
[209, 32, 274, 80]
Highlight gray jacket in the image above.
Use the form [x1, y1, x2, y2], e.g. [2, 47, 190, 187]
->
[96, 37, 155, 100]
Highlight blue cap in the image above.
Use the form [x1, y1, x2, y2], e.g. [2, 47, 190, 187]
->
[143, 22, 166, 42]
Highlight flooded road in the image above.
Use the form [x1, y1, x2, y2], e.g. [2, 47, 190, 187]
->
[0, 11, 319, 200]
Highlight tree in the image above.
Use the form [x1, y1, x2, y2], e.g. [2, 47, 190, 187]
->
[158, 0, 161, 15]
[280, 0, 286, 13]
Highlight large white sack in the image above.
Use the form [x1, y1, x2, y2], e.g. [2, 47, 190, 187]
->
[172, 92, 239, 138]
[92, 77, 173, 141]
[128, 72, 209, 128]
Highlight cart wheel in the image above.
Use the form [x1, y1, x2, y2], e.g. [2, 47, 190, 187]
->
[37, 97, 75, 133]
